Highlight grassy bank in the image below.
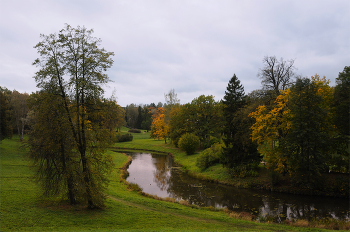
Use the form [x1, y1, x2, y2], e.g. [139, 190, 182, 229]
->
[0, 135, 346, 231]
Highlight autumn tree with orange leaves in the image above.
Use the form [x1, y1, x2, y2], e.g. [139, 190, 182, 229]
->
[150, 107, 169, 143]
[250, 75, 342, 187]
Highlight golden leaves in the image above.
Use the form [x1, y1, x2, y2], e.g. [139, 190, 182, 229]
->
[150, 107, 169, 141]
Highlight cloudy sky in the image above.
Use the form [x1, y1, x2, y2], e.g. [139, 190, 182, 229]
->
[1, 0, 349, 106]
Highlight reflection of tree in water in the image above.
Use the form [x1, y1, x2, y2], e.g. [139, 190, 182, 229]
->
[131, 152, 349, 222]
[166, 168, 265, 213]
[152, 154, 171, 191]
[166, 165, 349, 222]
[258, 194, 350, 222]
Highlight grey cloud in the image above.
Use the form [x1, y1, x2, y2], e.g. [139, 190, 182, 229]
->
[1, 0, 349, 106]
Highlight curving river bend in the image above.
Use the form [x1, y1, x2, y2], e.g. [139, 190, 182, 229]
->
[125, 152, 349, 222]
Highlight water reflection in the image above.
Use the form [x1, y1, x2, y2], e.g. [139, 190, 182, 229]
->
[125, 152, 349, 222]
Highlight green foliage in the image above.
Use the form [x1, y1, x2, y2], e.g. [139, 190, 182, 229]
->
[8, 90, 29, 141]
[141, 105, 153, 131]
[32, 24, 116, 208]
[196, 143, 223, 169]
[27, 92, 79, 203]
[203, 136, 220, 149]
[169, 95, 223, 148]
[0, 90, 12, 140]
[135, 106, 143, 129]
[334, 66, 350, 136]
[221, 74, 260, 169]
[330, 66, 350, 173]
[128, 128, 141, 133]
[281, 78, 330, 188]
[230, 163, 259, 178]
[178, 133, 200, 155]
[117, 133, 133, 142]
[124, 104, 138, 128]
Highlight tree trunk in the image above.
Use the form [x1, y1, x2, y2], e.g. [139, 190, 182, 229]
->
[60, 142, 76, 205]
[81, 150, 94, 208]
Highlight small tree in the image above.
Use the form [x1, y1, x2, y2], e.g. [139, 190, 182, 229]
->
[150, 107, 168, 143]
[178, 133, 200, 155]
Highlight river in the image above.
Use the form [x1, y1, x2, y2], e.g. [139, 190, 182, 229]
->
[125, 152, 349, 222]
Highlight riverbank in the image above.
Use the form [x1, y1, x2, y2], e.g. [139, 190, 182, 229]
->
[2, 137, 328, 231]
[114, 128, 349, 198]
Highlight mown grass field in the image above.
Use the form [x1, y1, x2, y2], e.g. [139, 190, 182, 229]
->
[0, 133, 343, 231]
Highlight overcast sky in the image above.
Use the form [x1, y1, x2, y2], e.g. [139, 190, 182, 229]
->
[1, 0, 349, 106]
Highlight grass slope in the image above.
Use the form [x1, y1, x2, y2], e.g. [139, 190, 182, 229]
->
[0, 135, 337, 231]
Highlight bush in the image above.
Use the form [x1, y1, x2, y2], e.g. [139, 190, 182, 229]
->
[230, 163, 259, 178]
[178, 133, 200, 155]
[196, 143, 223, 169]
[203, 136, 220, 149]
[117, 133, 133, 142]
[128, 129, 141, 133]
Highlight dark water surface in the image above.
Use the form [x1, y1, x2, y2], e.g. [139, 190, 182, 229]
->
[125, 152, 349, 222]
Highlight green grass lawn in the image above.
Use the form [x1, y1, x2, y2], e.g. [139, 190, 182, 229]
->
[0, 135, 340, 231]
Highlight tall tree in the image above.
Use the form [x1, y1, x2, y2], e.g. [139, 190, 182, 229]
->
[141, 105, 153, 131]
[164, 88, 180, 107]
[221, 74, 259, 169]
[125, 104, 138, 128]
[250, 88, 292, 173]
[135, 106, 143, 129]
[0, 90, 12, 140]
[191, 95, 223, 148]
[330, 66, 350, 172]
[258, 56, 296, 96]
[281, 78, 331, 187]
[250, 75, 339, 180]
[32, 24, 115, 208]
[10, 90, 29, 141]
[164, 89, 180, 142]
[334, 66, 350, 137]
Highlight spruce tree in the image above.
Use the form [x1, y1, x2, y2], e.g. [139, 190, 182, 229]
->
[221, 74, 259, 169]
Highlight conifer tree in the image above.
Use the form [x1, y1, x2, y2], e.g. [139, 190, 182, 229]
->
[221, 74, 259, 169]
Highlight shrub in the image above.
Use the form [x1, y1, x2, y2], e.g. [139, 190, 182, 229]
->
[196, 143, 223, 169]
[203, 136, 220, 149]
[117, 133, 133, 142]
[128, 129, 141, 133]
[178, 133, 200, 155]
[230, 163, 259, 178]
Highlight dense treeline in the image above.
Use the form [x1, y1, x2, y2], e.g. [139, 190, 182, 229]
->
[149, 59, 349, 189]
[0, 87, 30, 141]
